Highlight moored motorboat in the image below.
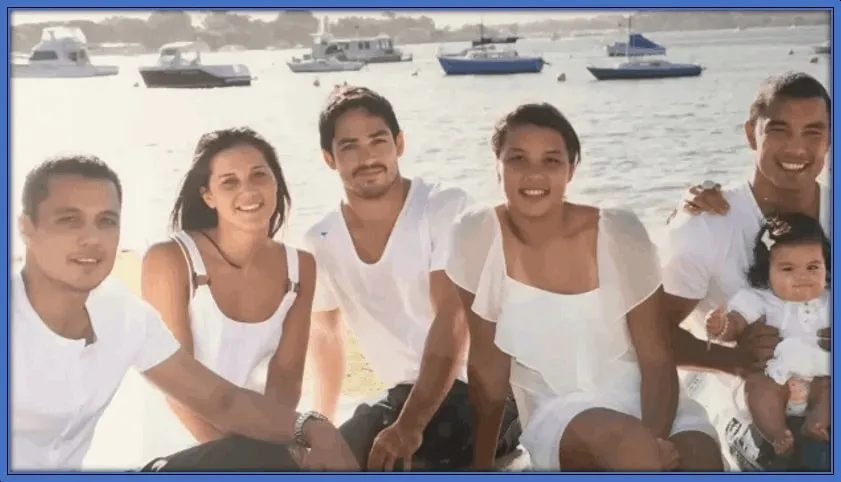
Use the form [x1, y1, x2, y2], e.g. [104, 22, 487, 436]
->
[11, 27, 119, 79]
[138, 41, 252, 89]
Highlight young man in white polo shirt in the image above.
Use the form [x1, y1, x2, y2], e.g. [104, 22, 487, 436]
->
[11, 155, 357, 472]
[659, 72, 831, 471]
[304, 86, 521, 471]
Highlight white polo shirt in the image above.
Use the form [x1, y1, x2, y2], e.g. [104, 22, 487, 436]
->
[11, 271, 180, 471]
[304, 178, 470, 387]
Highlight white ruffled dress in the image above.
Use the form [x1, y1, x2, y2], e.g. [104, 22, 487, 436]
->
[446, 206, 717, 470]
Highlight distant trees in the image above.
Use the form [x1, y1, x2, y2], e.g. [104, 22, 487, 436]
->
[9, 9, 828, 54]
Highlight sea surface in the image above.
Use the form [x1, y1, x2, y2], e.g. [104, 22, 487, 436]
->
[9, 24, 833, 470]
[10, 25, 831, 258]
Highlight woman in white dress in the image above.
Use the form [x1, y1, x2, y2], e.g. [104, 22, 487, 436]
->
[138, 127, 317, 468]
[445, 104, 723, 471]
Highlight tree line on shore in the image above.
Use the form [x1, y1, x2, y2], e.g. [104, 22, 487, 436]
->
[11, 9, 828, 53]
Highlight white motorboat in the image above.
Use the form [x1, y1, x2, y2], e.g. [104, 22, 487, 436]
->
[308, 16, 412, 64]
[11, 27, 119, 79]
[287, 54, 365, 73]
[138, 41, 252, 89]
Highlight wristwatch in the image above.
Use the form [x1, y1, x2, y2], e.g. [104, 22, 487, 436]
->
[294, 410, 328, 448]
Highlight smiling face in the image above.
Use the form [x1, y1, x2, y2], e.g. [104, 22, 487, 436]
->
[323, 107, 404, 199]
[747, 96, 830, 191]
[200, 143, 278, 234]
[20, 174, 121, 293]
[498, 123, 574, 218]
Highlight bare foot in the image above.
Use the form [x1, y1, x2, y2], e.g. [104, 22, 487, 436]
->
[771, 430, 795, 455]
[803, 408, 830, 442]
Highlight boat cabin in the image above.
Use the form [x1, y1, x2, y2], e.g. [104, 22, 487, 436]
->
[27, 27, 93, 65]
[156, 41, 210, 68]
[311, 33, 397, 59]
[464, 45, 520, 59]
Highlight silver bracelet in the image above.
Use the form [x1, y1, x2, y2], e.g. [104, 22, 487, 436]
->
[294, 411, 328, 448]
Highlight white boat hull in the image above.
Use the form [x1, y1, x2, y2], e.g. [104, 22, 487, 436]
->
[11, 63, 119, 78]
[287, 60, 365, 73]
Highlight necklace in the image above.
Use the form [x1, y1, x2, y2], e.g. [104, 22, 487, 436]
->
[198, 231, 243, 270]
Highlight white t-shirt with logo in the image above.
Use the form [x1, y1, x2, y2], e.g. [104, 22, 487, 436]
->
[660, 180, 830, 468]
[303, 178, 470, 388]
[11, 271, 180, 471]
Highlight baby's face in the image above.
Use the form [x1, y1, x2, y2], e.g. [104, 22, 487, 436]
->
[768, 242, 827, 302]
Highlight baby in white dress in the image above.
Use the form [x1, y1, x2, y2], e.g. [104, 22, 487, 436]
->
[706, 212, 831, 456]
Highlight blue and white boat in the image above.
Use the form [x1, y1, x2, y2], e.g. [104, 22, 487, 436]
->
[605, 16, 667, 57]
[586, 59, 703, 81]
[437, 45, 545, 76]
[606, 33, 667, 57]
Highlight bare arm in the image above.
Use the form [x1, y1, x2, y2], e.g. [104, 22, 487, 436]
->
[394, 270, 469, 431]
[141, 241, 225, 442]
[455, 286, 511, 470]
[661, 292, 744, 376]
[712, 311, 748, 343]
[307, 309, 346, 422]
[265, 250, 316, 410]
[142, 349, 299, 443]
[627, 287, 678, 439]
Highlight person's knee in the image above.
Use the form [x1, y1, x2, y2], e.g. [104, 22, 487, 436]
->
[338, 406, 392, 467]
[611, 423, 664, 471]
[670, 431, 724, 471]
[563, 408, 663, 471]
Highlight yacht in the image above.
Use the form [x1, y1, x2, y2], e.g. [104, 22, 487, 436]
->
[11, 27, 119, 78]
[308, 17, 411, 64]
[138, 41, 252, 89]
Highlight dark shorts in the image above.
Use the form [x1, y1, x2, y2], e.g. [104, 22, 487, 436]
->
[339, 380, 522, 470]
[725, 415, 830, 471]
[136, 435, 300, 472]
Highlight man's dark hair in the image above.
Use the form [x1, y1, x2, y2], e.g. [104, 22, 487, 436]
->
[491, 103, 582, 166]
[170, 126, 291, 237]
[22, 154, 123, 222]
[749, 71, 831, 123]
[318, 85, 401, 154]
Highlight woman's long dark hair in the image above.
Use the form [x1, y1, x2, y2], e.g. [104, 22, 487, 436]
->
[169, 127, 291, 237]
[747, 212, 830, 290]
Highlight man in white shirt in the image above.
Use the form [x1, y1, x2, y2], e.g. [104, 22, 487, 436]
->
[304, 86, 521, 471]
[11, 155, 357, 472]
[659, 71, 831, 471]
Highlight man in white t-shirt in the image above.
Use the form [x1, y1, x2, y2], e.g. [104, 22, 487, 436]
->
[660, 72, 831, 471]
[11, 155, 357, 472]
[304, 86, 521, 471]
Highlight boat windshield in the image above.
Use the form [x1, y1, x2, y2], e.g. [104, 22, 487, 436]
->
[29, 50, 59, 61]
[159, 48, 200, 66]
